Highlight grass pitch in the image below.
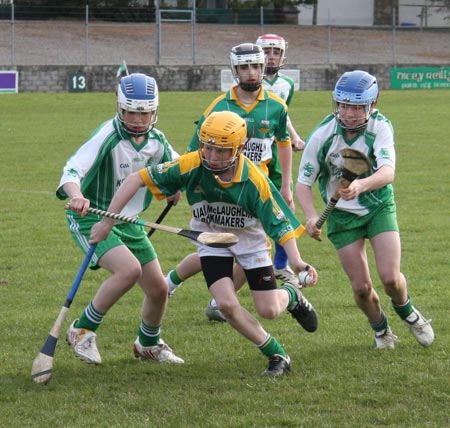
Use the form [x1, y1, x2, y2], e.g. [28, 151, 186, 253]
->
[0, 89, 448, 428]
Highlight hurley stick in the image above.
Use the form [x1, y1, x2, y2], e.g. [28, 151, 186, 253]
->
[66, 205, 239, 248]
[316, 148, 372, 230]
[31, 244, 97, 385]
[147, 201, 174, 238]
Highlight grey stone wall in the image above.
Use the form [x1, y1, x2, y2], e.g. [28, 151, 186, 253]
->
[9, 63, 430, 93]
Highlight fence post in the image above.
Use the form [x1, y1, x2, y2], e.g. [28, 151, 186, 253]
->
[10, 1, 15, 66]
[392, 7, 396, 67]
[327, 9, 331, 65]
[156, 1, 160, 65]
[192, 0, 196, 65]
[85, 5, 89, 66]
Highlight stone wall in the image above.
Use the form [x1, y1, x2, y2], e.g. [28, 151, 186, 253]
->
[10, 63, 424, 93]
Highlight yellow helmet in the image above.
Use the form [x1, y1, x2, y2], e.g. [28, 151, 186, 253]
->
[198, 111, 247, 173]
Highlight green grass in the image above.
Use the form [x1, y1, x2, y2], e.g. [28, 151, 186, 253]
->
[0, 90, 448, 428]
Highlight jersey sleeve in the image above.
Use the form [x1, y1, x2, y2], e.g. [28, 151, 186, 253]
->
[245, 163, 304, 244]
[296, 132, 322, 186]
[372, 117, 396, 171]
[56, 122, 113, 200]
[139, 152, 201, 200]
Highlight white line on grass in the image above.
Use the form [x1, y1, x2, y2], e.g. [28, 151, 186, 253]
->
[0, 188, 53, 195]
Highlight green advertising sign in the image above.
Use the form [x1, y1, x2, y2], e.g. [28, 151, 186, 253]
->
[391, 67, 450, 90]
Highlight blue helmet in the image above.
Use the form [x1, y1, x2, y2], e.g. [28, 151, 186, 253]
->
[117, 73, 159, 135]
[333, 70, 378, 131]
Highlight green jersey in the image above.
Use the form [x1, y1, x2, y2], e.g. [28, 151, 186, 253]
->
[187, 85, 291, 189]
[140, 152, 303, 251]
[57, 115, 178, 218]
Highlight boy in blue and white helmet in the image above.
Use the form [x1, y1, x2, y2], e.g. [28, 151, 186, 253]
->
[117, 73, 159, 136]
[296, 69, 435, 350]
[57, 73, 183, 366]
[332, 69, 379, 132]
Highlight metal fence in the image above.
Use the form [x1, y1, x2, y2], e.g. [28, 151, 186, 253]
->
[1, 5, 449, 67]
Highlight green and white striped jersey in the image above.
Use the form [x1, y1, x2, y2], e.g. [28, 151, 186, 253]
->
[140, 152, 304, 249]
[57, 115, 178, 217]
[297, 110, 396, 217]
[262, 72, 295, 106]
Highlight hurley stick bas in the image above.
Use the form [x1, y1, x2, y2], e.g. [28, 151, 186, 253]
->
[67, 205, 239, 248]
[315, 148, 372, 230]
[31, 244, 97, 385]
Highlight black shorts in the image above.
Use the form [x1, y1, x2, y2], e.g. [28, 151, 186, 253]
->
[200, 256, 277, 291]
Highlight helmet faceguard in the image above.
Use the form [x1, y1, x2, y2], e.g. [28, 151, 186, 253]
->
[256, 34, 287, 75]
[333, 70, 379, 132]
[230, 43, 266, 92]
[117, 73, 159, 136]
[199, 111, 247, 174]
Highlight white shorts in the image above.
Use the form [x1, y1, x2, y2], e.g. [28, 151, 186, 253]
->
[190, 219, 273, 270]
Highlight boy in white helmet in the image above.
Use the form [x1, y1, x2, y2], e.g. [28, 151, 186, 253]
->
[256, 33, 305, 152]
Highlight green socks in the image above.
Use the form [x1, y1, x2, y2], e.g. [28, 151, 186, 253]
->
[257, 334, 287, 358]
[138, 321, 161, 347]
[369, 311, 389, 333]
[392, 296, 414, 320]
[169, 269, 184, 286]
[279, 284, 297, 310]
[368, 296, 415, 333]
[75, 302, 104, 332]
[75, 304, 163, 347]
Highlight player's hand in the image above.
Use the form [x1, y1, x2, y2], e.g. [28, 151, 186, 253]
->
[292, 263, 318, 287]
[68, 196, 90, 216]
[305, 217, 322, 241]
[291, 137, 305, 152]
[89, 219, 114, 244]
[301, 264, 318, 287]
[339, 180, 362, 201]
[167, 190, 182, 206]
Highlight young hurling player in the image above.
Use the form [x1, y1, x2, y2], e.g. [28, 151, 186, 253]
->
[255, 33, 305, 152]
[90, 111, 319, 377]
[165, 43, 316, 324]
[58, 73, 184, 365]
[296, 70, 434, 349]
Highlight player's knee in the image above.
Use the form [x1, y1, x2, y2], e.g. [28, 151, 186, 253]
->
[380, 272, 402, 292]
[352, 282, 373, 300]
[218, 300, 240, 319]
[254, 303, 278, 320]
[116, 263, 142, 288]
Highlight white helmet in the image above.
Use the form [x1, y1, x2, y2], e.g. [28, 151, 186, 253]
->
[230, 43, 266, 92]
[117, 73, 159, 135]
[256, 34, 287, 74]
